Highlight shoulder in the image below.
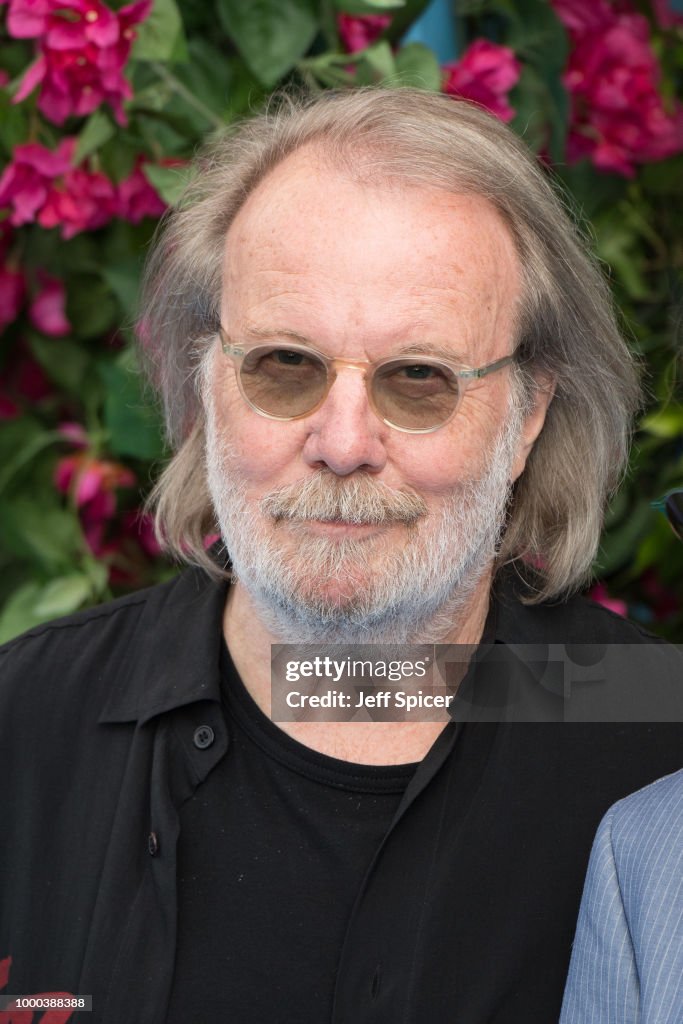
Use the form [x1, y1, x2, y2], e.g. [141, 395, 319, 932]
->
[0, 566, 226, 719]
[607, 769, 683, 851]
[495, 570, 668, 644]
[0, 575, 169, 672]
[585, 770, 683, 908]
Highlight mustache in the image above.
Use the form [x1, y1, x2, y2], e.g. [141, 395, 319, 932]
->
[259, 471, 428, 526]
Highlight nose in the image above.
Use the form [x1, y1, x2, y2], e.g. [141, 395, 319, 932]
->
[301, 367, 388, 476]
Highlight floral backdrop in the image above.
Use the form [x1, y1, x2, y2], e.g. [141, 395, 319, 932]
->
[0, 0, 682, 645]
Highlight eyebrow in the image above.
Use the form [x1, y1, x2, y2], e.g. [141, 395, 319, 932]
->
[231, 327, 471, 364]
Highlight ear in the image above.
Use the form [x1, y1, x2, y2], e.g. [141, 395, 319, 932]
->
[510, 374, 555, 484]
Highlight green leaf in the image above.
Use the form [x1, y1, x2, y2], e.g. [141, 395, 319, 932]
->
[641, 155, 683, 195]
[557, 161, 628, 219]
[0, 501, 84, 573]
[507, 0, 568, 75]
[0, 417, 45, 491]
[640, 407, 683, 439]
[131, 0, 187, 62]
[394, 43, 441, 91]
[82, 557, 109, 595]
[102, 263, 143, 317]
[33, 574, 93, 618]
[97, 136, 138, 184]
[382, 0, 431, 42]
[28, 335, 90, 394]
[74, 109, 116, 163]
[141, 163, 191, 206]
[100, 355, 166, 460]
[334, 0, 404, 11]
[594, 215, 649, 301]
[597, 500, 654, 575]
[65, 278, 118, 338]
[354, 41, 396, 85]
[0, 90, 29, 158]
[216, 0, 319, 87]
[0, 583, 49, 645]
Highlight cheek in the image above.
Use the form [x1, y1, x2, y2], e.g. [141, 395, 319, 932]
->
[216, 400, 309, 491]
[391, 427, 496, 498]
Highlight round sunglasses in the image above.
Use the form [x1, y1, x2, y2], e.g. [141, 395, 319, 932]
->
[651, 489, 683, 542]
[219, 328, 515, 434]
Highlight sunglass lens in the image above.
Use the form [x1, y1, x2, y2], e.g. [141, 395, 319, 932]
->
[240, 346, 328, 419]
[665, 491, 683, 541]
[372, 360, 460, 430]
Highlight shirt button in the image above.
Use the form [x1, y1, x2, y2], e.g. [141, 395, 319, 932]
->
[147, 831, 160, 857]
[193, 725, 215, 749]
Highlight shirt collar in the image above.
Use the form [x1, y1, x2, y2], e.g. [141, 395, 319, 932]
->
[98, 566, 230, 725]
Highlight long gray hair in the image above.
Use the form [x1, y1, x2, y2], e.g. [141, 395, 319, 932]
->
[140, 87, 640, 602]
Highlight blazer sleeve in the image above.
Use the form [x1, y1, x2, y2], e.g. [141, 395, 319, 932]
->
[559, 808, 640, 1024]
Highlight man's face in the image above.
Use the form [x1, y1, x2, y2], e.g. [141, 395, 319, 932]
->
[205, 150, 545, 642]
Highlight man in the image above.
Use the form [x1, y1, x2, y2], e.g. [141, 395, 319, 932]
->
[561, 769, 683, 1023]
[1, 89, 681, 1023]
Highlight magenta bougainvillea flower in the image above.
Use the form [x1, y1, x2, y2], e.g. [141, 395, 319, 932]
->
[0, 139, 73, 226]
[337, 13, 392, 53]
[55, 451, 136, 553]
[117, 163, 166, 223]
[29, 272, 71, 335]
[588, 582, 628, 617]
[57, 420, 89, 447]
[7, 0, 152, 125]
[553, 0, 683, 175]
[443, 40, 521, 123]
[39, 161, 119, 237]
[0, 138, 164, 238]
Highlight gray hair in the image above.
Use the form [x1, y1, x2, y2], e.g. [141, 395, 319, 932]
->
[140, 87, 641, 603]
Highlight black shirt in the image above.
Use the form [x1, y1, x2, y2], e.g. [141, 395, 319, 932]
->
[166, 643, 415, 1022]
[1, 565, 682, 1024]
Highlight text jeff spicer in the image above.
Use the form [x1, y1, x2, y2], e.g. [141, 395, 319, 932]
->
[285, 689, 454, 710]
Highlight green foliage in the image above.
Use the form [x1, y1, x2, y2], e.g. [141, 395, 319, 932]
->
[0, 0, 682, 641]
[215, 0, 319, 86]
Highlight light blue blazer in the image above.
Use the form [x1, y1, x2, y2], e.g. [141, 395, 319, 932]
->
[560, 768, 683, 1023]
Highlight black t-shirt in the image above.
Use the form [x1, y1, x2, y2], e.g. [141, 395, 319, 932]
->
[165, 644, 417, 1023]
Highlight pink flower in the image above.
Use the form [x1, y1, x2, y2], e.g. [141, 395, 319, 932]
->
[0, 139, 72, 226]
[443, 39, 521, 123]
[0, 137, 121, 237]
[553, 0, 683, 176]
[9, 0, 153, 125]
[55, 451, 136, 553]
[588, 582, 628, 617]
[39, 162, 118, 238]
[29, 272, 70, 335]
[337, 13, 391, 53]
[57, 421, 89, 447]
[117, 163, 166, 223]
[55, 452, 135, 505]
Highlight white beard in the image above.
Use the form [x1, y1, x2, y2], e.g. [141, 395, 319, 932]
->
[204, 393, 522, 644]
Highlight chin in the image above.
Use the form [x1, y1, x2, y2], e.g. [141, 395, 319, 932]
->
[293, 576, 369, 611]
